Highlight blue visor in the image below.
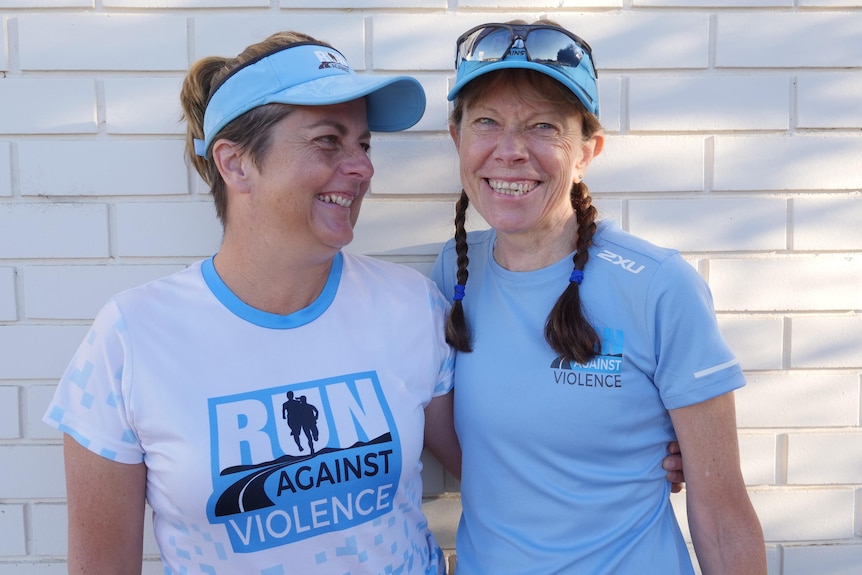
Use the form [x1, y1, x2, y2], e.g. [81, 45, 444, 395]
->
[195, 43, 426, 157]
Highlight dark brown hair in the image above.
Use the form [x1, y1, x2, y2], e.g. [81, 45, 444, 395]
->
[446, 68, 604, 364]
[179, 31, 328, 226]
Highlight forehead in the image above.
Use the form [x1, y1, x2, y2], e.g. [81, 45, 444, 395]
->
[274, 98, 371, 138]
[466, 78, 579, 119]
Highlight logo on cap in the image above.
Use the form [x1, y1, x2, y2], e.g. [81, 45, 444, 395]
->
[315, 50, 350, 72]
[507, 38, 527, 58]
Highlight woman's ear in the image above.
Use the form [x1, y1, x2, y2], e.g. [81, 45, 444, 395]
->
[448, 122, 461, 152]
[591, 131, 605, 159]
[577, 131, 604, 173]
[212, 139, 252, 193]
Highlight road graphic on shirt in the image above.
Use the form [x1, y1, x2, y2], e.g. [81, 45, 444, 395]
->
[206, 371, 401, 553]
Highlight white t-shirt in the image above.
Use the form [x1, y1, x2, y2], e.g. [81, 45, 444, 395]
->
[45, 252, 455, 575]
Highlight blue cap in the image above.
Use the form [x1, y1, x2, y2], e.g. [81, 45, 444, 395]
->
[447, 46, 599, 116]
[195, 43, 426, 157]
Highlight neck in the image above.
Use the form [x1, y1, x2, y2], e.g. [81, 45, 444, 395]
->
[213, 238, 336, 315]
[493, 214, 580, 272]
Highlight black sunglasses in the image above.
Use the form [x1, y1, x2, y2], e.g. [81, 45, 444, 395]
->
[455, 23, 597, 77]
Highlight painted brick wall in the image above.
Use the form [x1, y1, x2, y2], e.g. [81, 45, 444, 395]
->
[0, 1, 860, 574]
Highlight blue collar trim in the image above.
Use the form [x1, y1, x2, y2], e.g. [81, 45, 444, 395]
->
[201, 253, 342, 329]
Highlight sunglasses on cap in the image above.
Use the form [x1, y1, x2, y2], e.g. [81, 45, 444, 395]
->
[455, 23, 597, 77]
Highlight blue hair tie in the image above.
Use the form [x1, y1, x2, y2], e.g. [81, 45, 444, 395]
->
[453, 284, 466, 301]
[569, 269, 584, 285]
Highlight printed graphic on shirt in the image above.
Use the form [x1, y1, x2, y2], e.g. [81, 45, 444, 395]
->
[550, 327, 624, 389]
[596, 249, 646, 274]
[206, 371, 401, 553]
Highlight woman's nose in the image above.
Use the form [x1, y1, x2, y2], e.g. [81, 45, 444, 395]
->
[344, 146, 374, 180]
[494, 129, 529, 164]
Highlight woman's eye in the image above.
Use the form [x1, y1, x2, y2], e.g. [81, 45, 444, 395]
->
[472, 117, 499, 131]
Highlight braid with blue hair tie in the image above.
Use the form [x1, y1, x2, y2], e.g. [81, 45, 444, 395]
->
[453, 284, 466, 301]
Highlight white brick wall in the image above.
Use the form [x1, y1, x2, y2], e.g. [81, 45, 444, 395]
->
[18, 14, 188, 71]
[0, 268, 15, 321]
[0, 79, 96, 134]
[1, 2, 859, 574]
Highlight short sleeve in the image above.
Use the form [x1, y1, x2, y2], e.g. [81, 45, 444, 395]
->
[430, 239, 456, 303]
[428, 280, 455, 397]
[42, 299, 144, 464]
[649, 255, 745, 410]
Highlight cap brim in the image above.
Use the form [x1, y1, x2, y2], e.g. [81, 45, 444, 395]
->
[198, 44, 428, 156]
[266, 74, 426, 132]
[447, 60, 598, 116]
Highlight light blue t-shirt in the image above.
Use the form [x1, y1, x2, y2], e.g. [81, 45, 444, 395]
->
[431, 222, 745, 575]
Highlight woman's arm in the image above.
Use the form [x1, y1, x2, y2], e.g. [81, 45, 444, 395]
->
[64, 434, 148, 574]
[669, 392, 766, 575]
[423, 389, 462, 480]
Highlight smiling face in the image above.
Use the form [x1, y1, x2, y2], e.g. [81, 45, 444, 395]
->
[450, 70, 602, 250]
[235, 99, 374, 257]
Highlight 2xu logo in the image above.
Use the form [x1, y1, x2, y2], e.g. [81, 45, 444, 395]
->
[597, 250, 645, 274]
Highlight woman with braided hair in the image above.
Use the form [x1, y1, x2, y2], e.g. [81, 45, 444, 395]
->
[430, 20, 766, 575]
